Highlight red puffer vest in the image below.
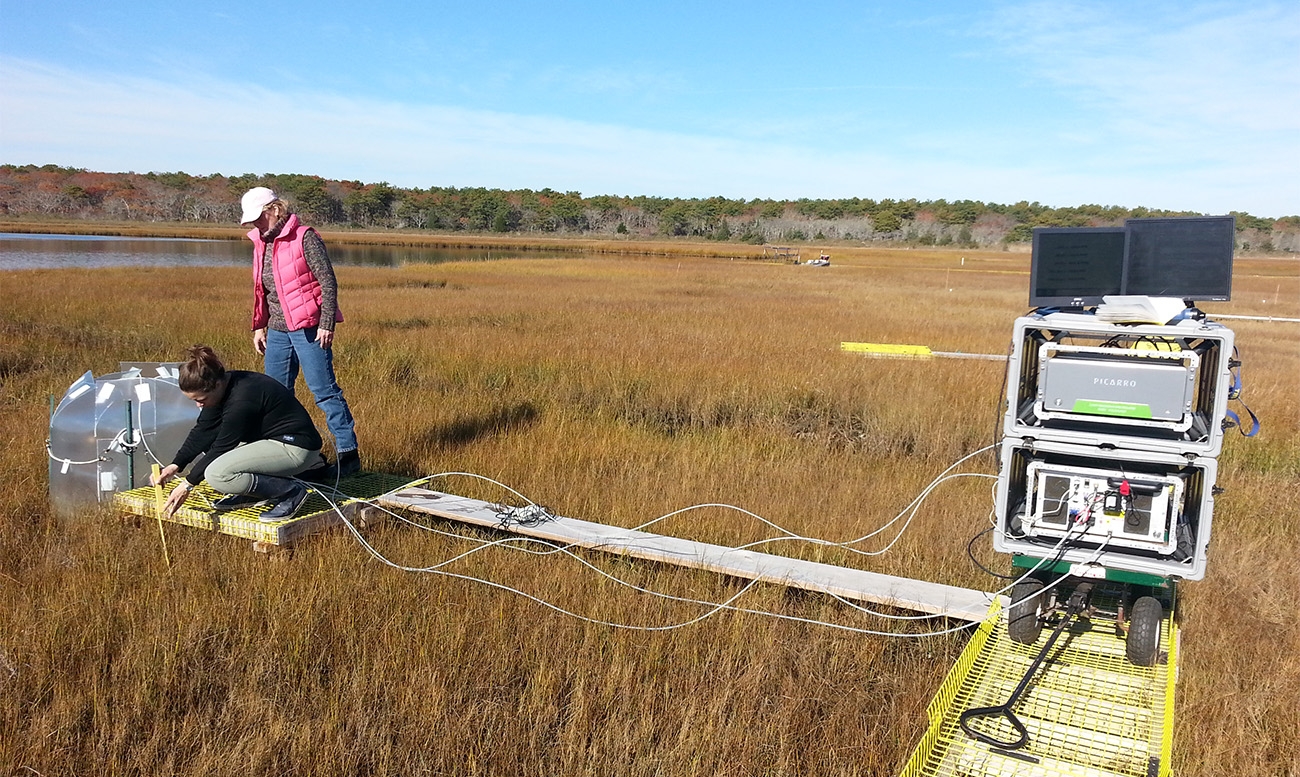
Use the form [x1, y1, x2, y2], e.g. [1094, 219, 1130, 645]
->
[249, 214, 344, 332]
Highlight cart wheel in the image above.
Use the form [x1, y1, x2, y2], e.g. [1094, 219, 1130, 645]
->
[1008, 578, 1045, 645]
[1126, 596, 1163, 666]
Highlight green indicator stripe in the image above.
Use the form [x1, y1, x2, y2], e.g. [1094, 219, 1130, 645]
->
[1072, 399, 1154, 418]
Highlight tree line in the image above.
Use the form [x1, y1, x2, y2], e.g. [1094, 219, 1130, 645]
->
[3, 163, 1297, 252]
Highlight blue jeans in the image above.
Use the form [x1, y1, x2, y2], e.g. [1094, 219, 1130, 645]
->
[263, 327, 358, 453]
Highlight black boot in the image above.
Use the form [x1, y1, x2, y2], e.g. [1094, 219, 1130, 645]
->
[298, 461, 340, 484]
[211, 492, 268, 511]
[248, 474, 310, 523]
[337, 449, 361, 478]
[298, 454, 338, 484]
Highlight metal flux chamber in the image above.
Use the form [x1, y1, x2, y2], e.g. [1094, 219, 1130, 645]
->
[48, 363, 196, 517]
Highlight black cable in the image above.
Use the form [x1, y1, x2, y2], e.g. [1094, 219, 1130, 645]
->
[972, 506, 1094, 585]
[493, 503, 557, 529]
[967, 526, 1020, 580]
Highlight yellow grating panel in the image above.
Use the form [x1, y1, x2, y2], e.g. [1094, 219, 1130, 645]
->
[114, 473, 415, 546]
[899, 597, 1178, 777]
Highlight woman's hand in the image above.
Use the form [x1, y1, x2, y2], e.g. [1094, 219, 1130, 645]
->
[164, 481, 193, 517]
[152, 463, 180, 487]
[253, 328, 268, 355]
[316, 328, 334, 350]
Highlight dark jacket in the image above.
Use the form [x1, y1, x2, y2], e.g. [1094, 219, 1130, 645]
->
[172, 371, 323, 485]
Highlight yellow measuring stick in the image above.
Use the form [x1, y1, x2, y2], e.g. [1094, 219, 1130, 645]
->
[150, 464, 172, 569]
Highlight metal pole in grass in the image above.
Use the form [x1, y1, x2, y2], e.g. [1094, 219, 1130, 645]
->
[125, 400, 135, 489]
[150, 464, 172, 570]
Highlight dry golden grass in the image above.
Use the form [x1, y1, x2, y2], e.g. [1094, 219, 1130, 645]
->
[0, 245, 1297, 775]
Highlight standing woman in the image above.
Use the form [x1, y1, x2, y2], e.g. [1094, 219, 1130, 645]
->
[152, 345, 324, 522]
[240, 186, 360, 476]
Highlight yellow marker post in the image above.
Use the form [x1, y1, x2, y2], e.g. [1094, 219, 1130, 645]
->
[150, 464, 172, 569]
[842, 342, 1005, 361]
[840, 342, 934, 358]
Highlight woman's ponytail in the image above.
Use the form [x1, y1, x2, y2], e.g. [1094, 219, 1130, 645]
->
[178, 344, 227, 393]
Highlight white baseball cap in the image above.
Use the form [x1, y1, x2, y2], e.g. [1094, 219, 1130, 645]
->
[239, 186, 278, 224]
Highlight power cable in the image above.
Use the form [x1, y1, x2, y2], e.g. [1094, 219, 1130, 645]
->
[288, 452, 1027, 637]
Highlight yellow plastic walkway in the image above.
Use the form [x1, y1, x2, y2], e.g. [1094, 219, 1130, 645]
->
[900, 598, 1177, 777]
[114, 473, 411, 549]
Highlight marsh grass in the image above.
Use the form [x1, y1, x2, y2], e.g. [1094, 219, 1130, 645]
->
[1, 246, 1297, 775]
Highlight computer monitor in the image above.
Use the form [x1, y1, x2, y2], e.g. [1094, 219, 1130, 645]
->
[1123, 216, 1235, 302]
[1029, 227, 1127, 308]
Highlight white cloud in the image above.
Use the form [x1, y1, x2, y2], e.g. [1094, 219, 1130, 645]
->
[980, 3, 1300, 161]
[0, 56, 939, 198]
[1, 46, 1296, 216]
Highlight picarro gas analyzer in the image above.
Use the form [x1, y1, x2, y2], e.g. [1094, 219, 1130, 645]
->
[991, 215, 1254, 666]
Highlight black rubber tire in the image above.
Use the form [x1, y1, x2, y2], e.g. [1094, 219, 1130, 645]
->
[1127, 596, 1163, 666]
[1008, 578, 1045, 645]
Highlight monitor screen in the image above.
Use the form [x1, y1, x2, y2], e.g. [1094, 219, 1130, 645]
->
[1123, 216, 1235, 301]
[1029, 227, 1127, 308]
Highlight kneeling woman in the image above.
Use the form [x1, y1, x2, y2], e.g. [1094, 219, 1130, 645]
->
[153, 345, 324, 522]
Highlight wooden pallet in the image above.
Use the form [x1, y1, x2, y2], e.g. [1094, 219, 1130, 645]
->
[114, 473, 414, 553]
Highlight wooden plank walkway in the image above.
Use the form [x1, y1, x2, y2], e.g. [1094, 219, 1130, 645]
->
[378, 488, 1001, 622]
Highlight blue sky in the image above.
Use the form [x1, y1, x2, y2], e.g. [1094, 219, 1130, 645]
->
[2, 1, 1297, 216]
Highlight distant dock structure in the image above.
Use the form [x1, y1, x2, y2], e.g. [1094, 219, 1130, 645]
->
[763, 245, 800, 263]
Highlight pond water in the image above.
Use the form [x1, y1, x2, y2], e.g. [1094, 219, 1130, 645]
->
[0, 233, 578, 269]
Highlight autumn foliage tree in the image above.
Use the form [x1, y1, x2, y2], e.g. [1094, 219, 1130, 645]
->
[1, 164, 1296, 251]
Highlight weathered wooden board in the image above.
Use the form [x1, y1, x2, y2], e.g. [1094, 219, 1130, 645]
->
[379, 488, 1000, 622]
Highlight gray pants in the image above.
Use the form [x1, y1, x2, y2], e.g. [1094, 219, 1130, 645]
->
[204, 440, 322, 495]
